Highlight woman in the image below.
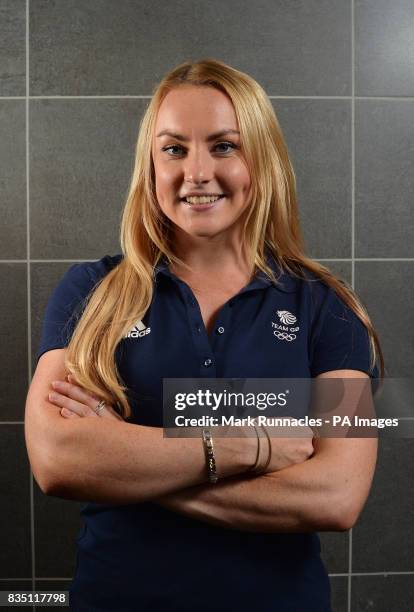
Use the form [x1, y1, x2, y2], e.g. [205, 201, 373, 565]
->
[25, 58, 384, 611]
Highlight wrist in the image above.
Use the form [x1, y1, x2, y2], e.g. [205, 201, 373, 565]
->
[213, 426, 258, 478]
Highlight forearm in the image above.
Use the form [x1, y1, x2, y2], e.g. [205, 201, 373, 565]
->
[155, 454, 342, 533]
[43, 418, 254, 504]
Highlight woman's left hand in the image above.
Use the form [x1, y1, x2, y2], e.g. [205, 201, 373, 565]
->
[48, 374, 123, 421]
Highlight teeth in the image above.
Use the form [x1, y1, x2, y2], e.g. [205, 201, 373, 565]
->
[184, 195, 223, 205]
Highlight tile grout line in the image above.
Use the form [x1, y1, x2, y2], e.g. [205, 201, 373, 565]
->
[2, 258, 414, 264]
[349, 1, 355, 611]
[1, 95, 414, 101]
[3, 570, 414, 581]
[25, 0, 36, 608]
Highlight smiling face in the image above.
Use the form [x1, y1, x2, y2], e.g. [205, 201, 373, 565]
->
[151, 85, 252, 244]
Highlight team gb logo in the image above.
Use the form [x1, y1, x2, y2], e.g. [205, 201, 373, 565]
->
[271, 310, 299, 342]
[277, 310, 297, 325]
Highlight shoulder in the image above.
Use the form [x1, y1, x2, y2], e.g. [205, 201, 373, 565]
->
[271, 257, 332, 307]
[275, 260, 347, 307]
[58, 253, 124, 297]
[274, 259, 368, 342]
[70, 253, 123, 285]
[45, 253, 124, 314]
[36, 254, 123, 364]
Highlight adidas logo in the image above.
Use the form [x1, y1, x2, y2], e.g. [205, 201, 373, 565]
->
[125, 319, 151, 339]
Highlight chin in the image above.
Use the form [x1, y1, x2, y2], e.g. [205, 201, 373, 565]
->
[185, 220, 232, 238]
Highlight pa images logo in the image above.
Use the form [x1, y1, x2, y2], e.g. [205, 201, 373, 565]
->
[271, 310, 299, 342]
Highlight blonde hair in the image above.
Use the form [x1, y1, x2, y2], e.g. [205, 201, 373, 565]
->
[65, 58, 385, 419]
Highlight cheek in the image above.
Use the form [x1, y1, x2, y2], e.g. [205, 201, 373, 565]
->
[223, 160, 251, 192]
[154, 164, 172, 192]
[153, 163, 179, 206]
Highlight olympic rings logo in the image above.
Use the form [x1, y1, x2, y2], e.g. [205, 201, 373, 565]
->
[273, 330, 296, 342]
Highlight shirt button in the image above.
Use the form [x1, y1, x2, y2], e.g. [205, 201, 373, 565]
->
[203, 359, 213, 368]
[217, 326, 225, 334]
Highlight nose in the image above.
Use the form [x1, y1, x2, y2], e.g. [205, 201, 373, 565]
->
[184, 148, 214, 184]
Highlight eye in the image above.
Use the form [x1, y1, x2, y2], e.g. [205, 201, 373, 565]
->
[214, 142, 237, 153]
[161, 142, 238, 156]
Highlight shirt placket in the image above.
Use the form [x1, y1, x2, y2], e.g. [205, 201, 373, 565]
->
[176, 280, 219, 377]
[174, 275, 271, 378]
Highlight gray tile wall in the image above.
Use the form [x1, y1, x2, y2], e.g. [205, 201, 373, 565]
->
[1, 1, 413, 610]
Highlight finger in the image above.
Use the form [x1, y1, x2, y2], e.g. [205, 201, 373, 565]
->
[102, 405, 124, 421]
[48, 390, 98, 417]
[50, 380, 100, 414]
[54, 378, 122, 420]
[93, 402, 124, 421]
[61, 407, 81, 418]
[66, 375, 100, 401]
[64, 379, 123, 421]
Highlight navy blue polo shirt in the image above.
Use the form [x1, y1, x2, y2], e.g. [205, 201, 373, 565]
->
[37, 253, 378, 612]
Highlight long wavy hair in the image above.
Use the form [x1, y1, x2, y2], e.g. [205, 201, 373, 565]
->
[65, 58, 385, 419]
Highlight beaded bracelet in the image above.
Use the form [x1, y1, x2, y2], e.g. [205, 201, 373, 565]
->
[202, 429, 218, 484]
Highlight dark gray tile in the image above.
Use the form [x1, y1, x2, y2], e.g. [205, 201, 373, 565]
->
[0, 0, 26, 96]
[34, 481, 83, 577]
[355, 261, 413, 377]
[0, 101, 26, 258]
[0, 426, 31, 578]
[29, 98, 146, 259]
[318, 261, 352, 285]
[0, 263, 28, 421]
[0, 581, 33, 588]
[30, 0, 350, 96]
[35, 581, 71, 589]
[330, 576, 348, 612]
[355, 101, 414, 258]
[31, 262, 76, 374]
[355, 0, 414, 96]
[352, 574, 414, 612]
[320, 531, 349, 574]
[352, 439, 414, 572]
[275, 100, 352, 258]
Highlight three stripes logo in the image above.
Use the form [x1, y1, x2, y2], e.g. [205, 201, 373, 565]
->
[125, 319, 151, 339]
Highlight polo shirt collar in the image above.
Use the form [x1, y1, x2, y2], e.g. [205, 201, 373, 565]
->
[153, 252, 299, 294]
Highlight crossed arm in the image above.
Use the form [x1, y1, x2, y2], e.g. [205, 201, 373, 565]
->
[152, 369, 378, 532]
[154, 436, 377, 533]
[26, 356, 378, 533]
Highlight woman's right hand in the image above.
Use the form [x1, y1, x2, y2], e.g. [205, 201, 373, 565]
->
[217, 423, 315, 478]
[263, 425, 315, 473]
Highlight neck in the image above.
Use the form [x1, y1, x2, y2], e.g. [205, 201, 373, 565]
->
[170, 232, 252, 278]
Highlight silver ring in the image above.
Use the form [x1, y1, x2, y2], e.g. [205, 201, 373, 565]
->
[94, 400, 106, 416]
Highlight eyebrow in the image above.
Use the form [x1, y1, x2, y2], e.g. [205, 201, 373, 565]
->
[156, 129, 240, 142]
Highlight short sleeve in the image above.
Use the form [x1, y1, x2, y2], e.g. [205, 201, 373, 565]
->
[36, 263, 97, 365]
[310, 287, 379, 379]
